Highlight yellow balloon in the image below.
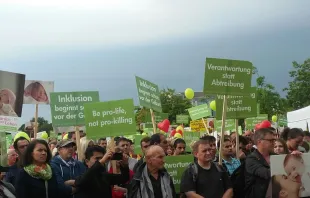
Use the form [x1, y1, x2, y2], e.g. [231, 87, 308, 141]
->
[272, 115, 277, 122]
[63, 134, 68, 140]
[210, 100, 216, 111]
[174, 133, 183, 139]
[185, 88, 194, 100]
[176, 126, 184, 133]
[14, 131, 30, 142]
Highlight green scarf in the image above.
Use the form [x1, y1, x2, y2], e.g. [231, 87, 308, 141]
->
[24, 164, 52, 180]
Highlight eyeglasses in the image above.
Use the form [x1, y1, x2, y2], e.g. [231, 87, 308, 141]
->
[262, 139, 276, 143]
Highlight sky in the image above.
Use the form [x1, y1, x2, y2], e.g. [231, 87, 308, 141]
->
[0, 0, 310, 126]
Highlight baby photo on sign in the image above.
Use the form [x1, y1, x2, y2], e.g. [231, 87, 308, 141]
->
[23, 80, 54, 104]
[271, 154, 310, 198]
[0, 70, 25, 117]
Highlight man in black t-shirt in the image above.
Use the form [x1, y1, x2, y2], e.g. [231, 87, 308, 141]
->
[180, 139, 233, 198]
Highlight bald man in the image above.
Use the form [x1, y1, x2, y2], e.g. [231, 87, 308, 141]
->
[127, 145, 176, 198]
[7, 149, 18, 166]
[243, 130, 253, 138]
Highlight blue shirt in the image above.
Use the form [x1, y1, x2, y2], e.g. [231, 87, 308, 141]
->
[222, 157, 241, 175]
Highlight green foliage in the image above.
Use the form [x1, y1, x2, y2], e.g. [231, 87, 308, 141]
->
[256, 76, 287, 118]
[284, 59, 310, 109]
[160, 88, 192, 124]
[19, 117, 53, 134]
[135, 107, 148, 126]
[135, 88, 192, 126]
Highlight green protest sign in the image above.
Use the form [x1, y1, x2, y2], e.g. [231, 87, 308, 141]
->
[215, 87, 257, 119]
[176, 115, 189, 124]
[188, 104, 211, 120]
[6, 133, 13, 147]
[203, 57, 253, 95]
[245, 114, 268, 129]
[136, 76, 162, 112]
[0, 132, 7, 166]
[50, 91, 100, 127]
[183, 131, 201, 152]
[49, 131, 57, 138]
[238, 126, 243, 135]
[143, 128, 153, 136]
[134, 134, 144, 155]
[257, 103, 260, 115]
[164, 155, 193, 193]
[215, 119, 235, 132]
[0, 116, 19, 132]
[84, 99, 136, 139]
[278, 115, 288, 126]
[144, 112, 168, 128]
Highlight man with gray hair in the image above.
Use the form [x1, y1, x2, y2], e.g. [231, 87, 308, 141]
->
[127, 145, 176, 198]
[245, 128, 275, 198]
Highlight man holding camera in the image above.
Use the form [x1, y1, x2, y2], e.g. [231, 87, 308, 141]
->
[74, 146, 130, 198]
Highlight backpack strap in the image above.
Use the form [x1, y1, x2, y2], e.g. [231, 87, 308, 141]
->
[189, 162, 198, 183]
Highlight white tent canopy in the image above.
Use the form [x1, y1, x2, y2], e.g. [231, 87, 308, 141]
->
[287, 106, 310, 130]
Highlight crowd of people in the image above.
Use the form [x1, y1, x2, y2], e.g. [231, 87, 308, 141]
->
[0, 126, 310, 198]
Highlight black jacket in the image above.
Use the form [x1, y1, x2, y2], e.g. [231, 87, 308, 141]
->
[15, 168, 59, 198]
[74, 161, 129, 198]
[127, 162, 176, 198]
[132, 157, 143, 173]
[244, 149, 271, 198]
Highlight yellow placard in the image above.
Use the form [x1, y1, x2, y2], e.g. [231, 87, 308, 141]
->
[190, 119, 206, 132]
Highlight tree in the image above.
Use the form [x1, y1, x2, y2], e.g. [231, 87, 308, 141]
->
[135, 88, 192, 126]
[256, 76, 288, 118]
[284, 58, 310, 109]
[19, 117, 53, 134]
[160, 88, 192, 124]
[135, 107, 148, 126]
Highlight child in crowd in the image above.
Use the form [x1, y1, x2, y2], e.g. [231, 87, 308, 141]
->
[24, 81, 49, 103]
[283, 154, 310, 197]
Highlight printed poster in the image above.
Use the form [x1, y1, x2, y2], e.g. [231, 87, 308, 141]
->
[0, 70, 25, 117]
[165, 155, 193, 193]
[24, 80, 54, 104]
[84, 99, 136, 138]
[50, 91, 100, 127]
[271, 154, 310, 198]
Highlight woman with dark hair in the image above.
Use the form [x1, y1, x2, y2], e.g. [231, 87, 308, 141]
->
[15, 139, 58, 198]
[274, 139, 289, 154]
[281, 128, 304, 153]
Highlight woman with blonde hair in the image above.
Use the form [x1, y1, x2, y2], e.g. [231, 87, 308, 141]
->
[79, 137, 95, 162]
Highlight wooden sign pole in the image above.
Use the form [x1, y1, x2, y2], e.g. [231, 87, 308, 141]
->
[34, 104, 39, 139]
[150, 109, 157, 134]
[219, 95, 228, 165]
[201, 118, 209, 134]
[235, 119, 240, 159]
[75, 126, 82, 161]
